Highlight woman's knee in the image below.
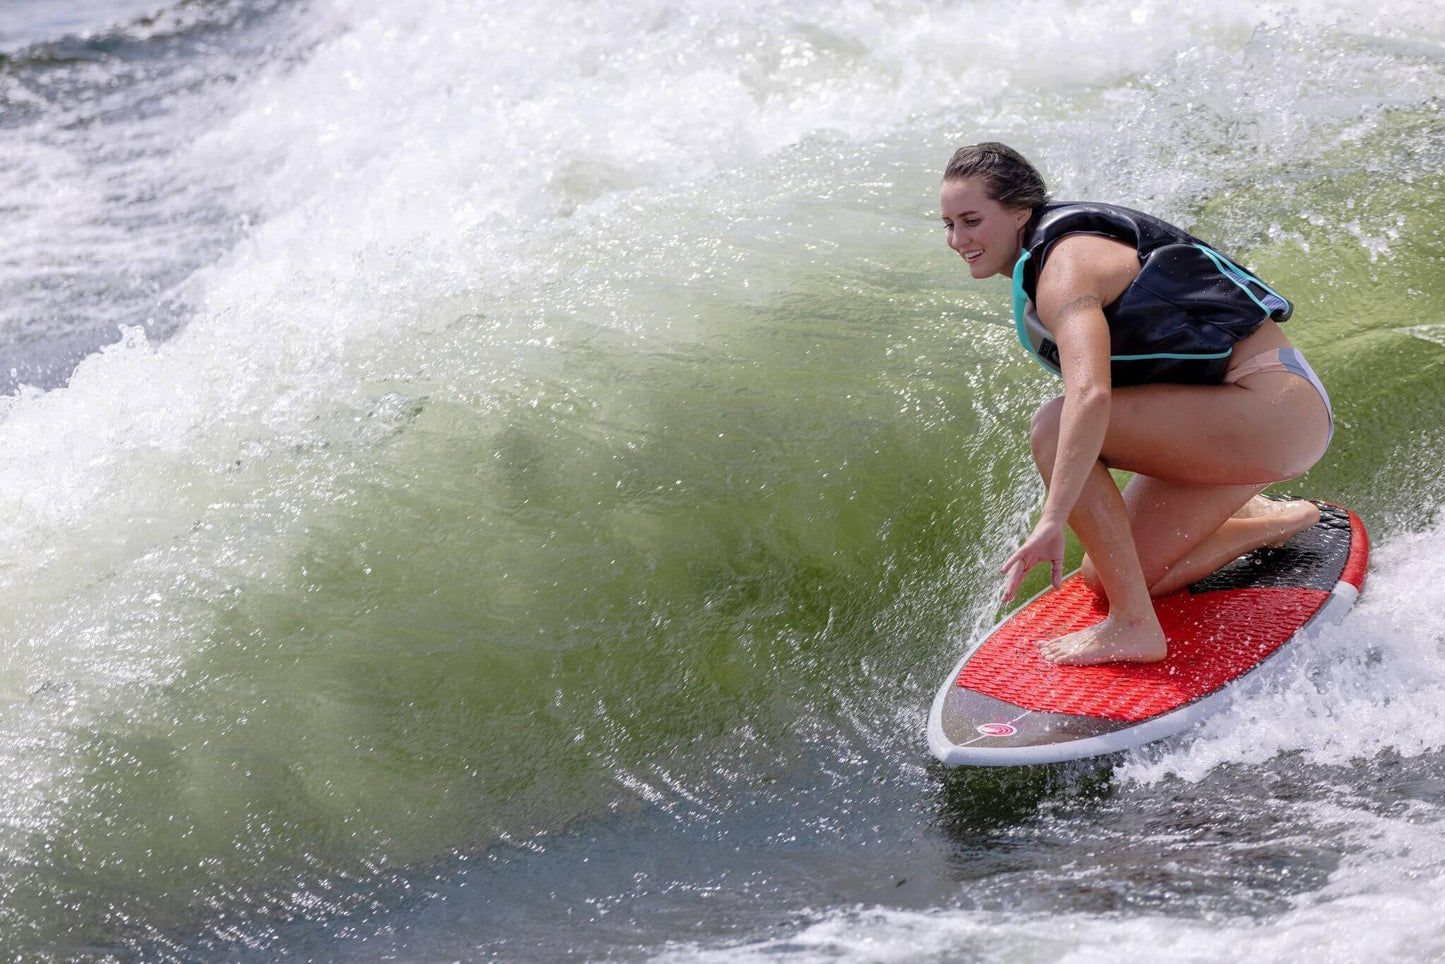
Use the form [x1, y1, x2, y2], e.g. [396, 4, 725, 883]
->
[1240, 384, 1333, 480]
[1258, 440, 1328, 484]
[1276, 439, 1330, 481]
[1029, 396, 1065, 472]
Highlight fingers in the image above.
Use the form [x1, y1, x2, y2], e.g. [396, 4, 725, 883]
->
[999, 552, 1033, 602]
[1002, 564, 1024, 602]
[999, 547, 1022, 579]
[999, 543, 1064, 602]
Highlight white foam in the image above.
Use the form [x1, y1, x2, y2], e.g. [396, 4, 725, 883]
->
[1118, 515, 1445, 784]
[655, 852, 1445, 962]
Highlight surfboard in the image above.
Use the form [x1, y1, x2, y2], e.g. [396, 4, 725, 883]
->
[928, 501, 1368, 767]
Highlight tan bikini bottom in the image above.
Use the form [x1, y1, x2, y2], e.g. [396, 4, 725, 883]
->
[1223, 347, 1334, 444]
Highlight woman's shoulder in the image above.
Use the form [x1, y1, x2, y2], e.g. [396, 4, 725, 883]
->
[1034, 232, 1141, 310]
[1028, 201, 1195, 252]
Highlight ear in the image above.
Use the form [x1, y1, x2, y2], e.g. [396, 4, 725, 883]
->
[1012, 206, 1031, 229]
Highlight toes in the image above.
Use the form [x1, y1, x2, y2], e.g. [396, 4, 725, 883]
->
[1039, 635, 1085, 663]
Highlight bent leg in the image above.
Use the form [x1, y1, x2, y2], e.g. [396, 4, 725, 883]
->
[1142, 489, 1319, 595]
[1030, 400, 1166, 665]
[1097, 372, 1331, 484]
[1080, 478, 1320, 597]
[1079, 477, 1263, 595]
[1075, 371, 1330, 597]
[1027, 372, 1329, 664]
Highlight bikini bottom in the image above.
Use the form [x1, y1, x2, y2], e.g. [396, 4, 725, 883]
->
[1222, 346, 1334, 445]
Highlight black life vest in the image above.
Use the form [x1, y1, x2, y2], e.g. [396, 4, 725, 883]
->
[1012, 202, 1292, 386]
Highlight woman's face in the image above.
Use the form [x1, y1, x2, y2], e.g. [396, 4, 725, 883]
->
[939, 177, 1032, 279]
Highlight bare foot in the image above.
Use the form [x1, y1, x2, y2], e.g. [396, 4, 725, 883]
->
[1234, 496, 1320, 546]
[1038, 614, 1168, 666]
[1232, 495, 1273, 520]
[1260, 499, 1320, 547]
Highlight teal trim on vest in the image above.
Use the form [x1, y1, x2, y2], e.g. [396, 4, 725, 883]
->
[1110, 349, 1233, 361]
[1194, 243, 1286, 315]
[1010, 248, 1057, 375]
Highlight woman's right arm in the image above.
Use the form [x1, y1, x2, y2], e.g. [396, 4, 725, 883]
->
[1032, 240, 1123, 529]
[999, 234, 1137, 600]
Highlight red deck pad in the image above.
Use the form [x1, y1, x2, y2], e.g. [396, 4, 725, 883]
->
[956, 578, 1331, 722]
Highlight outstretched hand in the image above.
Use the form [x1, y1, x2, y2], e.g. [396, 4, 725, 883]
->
[1000, 518, 1066, 602]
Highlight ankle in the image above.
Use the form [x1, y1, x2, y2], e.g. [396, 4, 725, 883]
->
[1107, 608, 1162, 632]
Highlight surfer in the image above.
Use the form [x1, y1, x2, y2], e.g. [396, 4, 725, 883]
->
[940, 142, 1333, 666]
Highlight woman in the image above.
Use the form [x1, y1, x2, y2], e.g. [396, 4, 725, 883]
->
[940, 142, 1333, 666]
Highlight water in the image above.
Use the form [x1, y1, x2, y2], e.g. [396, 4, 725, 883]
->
[0, 0, 1443, 958]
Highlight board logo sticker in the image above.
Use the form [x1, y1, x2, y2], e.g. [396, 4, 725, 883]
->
[976, 722, 1017, 737]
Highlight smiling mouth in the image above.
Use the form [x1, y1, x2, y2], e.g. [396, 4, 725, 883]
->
[963, 249, 983, 263]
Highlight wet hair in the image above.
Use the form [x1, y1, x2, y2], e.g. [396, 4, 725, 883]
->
[942, 142, 1049, 211]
